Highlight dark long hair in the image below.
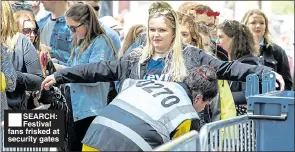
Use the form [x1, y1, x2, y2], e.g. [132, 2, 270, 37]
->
[217, 20, 258, 60]
[66, 3, 116, 59]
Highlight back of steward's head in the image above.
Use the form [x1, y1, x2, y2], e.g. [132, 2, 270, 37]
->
[184, 65, 218, 102]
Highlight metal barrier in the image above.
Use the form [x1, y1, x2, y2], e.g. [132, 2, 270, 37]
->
[153, 130, 200, 151]
[199, 115, 256, 151]
[153, 72, 293, 151]
[154, 116, 256, 151]
[198, 73, 278, 151]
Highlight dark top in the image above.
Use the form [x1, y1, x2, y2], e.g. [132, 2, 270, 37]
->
[230, 53, 263, 104]
[6, 33, 43, 110]
[53, 44, 272, 88]
[260, 41, 293, 90]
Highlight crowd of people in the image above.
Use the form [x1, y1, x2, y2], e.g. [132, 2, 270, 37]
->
[1, 1, 293, 151]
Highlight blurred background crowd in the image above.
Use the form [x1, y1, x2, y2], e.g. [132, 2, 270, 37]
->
[33, 1, 295, 75]
[1, 1, 293, 151]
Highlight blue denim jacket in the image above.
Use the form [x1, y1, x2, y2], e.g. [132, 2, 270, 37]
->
[66, 35, 115, 121]
[99, 20, 121, 53]
[38, 14, 73, 63]
[1, 46, 17, 119]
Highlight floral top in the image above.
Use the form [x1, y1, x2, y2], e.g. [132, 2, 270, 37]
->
[1, 45, 17, 120]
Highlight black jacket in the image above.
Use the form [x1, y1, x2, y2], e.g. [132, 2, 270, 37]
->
[260, 43, 293, 90]
[211, 40, 229, 61]
[230, 54, 262, 105]
[53, 45, 272, 87]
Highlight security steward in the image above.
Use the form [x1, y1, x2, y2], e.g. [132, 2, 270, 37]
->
[82, 65, 219, 151]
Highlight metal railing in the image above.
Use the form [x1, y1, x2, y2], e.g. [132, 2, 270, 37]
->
[153, 130, 200, 151]
[199, 115, 256, 151]
[152, 72, 292, 151]
[153, 115, 256, 151]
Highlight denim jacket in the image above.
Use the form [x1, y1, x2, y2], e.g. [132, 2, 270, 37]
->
[1, 46, 17, 119]
[99, 21, 121, 53]
[38, 14, 73, 63]
[65, 35, 115, 121]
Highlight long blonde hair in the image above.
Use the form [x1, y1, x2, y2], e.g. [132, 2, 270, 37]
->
[13, 10, 41, 51]
[139, 2, 187, 82]
[177, 12, 203, 49]
[241, 9, 272, 47]
[118, 24, 146, 57]
[1, 1, 19, 50]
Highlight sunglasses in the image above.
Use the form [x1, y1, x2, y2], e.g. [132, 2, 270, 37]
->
[196, 22, 216, 31]
[22, 28, 38, 35]
[197, 25, 210, 33]
[222, 19, 233, 26]
[68, 23, 83, 33]
[93, 6, 100, 11]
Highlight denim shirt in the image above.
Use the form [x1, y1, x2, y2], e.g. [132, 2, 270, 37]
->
[66, 35, 115, 121]
[38, 14, 73, 63]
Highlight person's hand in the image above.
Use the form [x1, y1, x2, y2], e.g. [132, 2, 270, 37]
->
[51, 58, 59, 63]
[41, 74, 56, 90]
[273, 71, 285, 91]
[53, 63, 66, 71]
[25, 91, 31, 98]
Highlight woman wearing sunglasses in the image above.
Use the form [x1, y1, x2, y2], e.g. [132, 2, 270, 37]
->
[52, 3, 116, 151]
[2, 1, 43, 110]
[14, 11, 39, 49]
[14, 10, 57, 75]
[13, 10, 57, 109]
